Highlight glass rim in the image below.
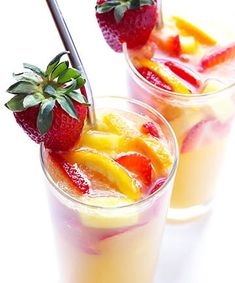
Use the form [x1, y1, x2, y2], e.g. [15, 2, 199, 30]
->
[123, 43, 235, 102]
[40, 96, 178, 211]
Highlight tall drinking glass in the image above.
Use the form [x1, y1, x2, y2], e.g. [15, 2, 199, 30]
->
[124, 0, 235, 222]
[41, 97, 178, 283]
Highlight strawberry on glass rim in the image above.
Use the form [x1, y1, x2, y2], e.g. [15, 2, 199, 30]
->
[5, 52, 90, 151]
[95, 0, 157, 52]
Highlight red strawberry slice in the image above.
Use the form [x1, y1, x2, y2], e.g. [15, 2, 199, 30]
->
[151, 32, 181, 57]
[199, 42, 235, 71]
[141, 121, 164, 139]
[137, 67, 172, 91]
[150, 176, 167, 194]
[96, 0, 157, 52]
[181, 118, 231, 153]
[115, 152, 152, 186]
[49, 152, 90, 194]
[164, 60, 201, 89]
[162, 35, 181, 57]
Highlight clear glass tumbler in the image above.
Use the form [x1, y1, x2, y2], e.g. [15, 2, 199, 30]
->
[124, 0, 235, 222]
[40, 97, 178, 283]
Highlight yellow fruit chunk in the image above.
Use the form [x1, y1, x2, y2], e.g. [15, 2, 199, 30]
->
[131, 136, 173, 175]
[80, 130, 124, 152]
[103, 113, 139, 137]
[79, 196, 138, 228]
[64, 150, 141, 201]
[201, 80, 235, 122]
[180, 35, 198, 54]
[173, 16, 217, 46]
[139, 58, 191, 94]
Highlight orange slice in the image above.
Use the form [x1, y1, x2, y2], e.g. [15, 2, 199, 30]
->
[131, 136, 173, 175]
[103, 113, 140, 137]
[173, 16, 217, 46]
[64, 149, 141, 201]
[139, 58, 191, 94]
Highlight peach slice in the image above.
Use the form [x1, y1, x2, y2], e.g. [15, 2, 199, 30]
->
[173, 16, 217, 46]
[64, 149, 141, 201]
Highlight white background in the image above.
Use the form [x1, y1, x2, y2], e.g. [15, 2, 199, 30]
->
[0, 1, 235, 282]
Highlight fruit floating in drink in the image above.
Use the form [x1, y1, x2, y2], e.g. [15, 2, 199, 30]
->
[124, 16, 235, 221]
[5, 53, 178, 282]
[95, 0, 235, 221]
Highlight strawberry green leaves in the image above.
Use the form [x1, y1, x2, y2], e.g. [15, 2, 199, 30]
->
[46, 51, 69, 77]
[6, 93, 44, 112]
[37, 99, 56, 135]
[7, 81, 37, 95]
[5, 51, 89, 136]
[23, 63, 45, 78]
[57, 96, 78, 120]
[96, 0, 154, 23]
[5, 94, 28, 112]
[51, 61, 69, 80]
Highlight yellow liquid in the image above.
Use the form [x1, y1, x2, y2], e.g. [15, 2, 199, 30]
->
[44, 108, 174, 283]
[171, 138, 228, 209]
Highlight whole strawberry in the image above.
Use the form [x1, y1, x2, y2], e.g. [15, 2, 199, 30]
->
[96, 0, 157, 52]
[5, 52, 90, 151]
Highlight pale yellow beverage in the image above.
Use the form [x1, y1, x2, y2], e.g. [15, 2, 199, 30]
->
[125, 0, 235, 221]
[41, 97, 178, 283]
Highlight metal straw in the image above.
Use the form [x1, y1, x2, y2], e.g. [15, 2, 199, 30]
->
[46, 0, 96, 127]
[157, 0, 163, 29]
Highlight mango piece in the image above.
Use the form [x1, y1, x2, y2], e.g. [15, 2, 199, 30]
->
[64, 149, 141, 201]
[180, 35, 198, 54]
[79, 196, 138, 229]
[139, 58, 191, 94]
[173, 16, 217, 46]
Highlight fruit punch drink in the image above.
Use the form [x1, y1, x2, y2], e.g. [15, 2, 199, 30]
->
[41, 97, 178, 283]
[124, 0, 235, 221]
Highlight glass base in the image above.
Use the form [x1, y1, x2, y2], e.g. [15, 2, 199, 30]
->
[167, 201, 213, 224]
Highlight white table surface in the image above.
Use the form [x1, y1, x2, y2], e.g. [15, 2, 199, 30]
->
[0, 1, 235, 282]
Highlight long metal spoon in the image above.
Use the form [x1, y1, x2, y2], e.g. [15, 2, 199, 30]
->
[46, 0, 96, 127]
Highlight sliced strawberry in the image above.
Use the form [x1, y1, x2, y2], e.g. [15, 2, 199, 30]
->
[181, 118, 231, 153]
[141, 121, 163, 139]
[137, 67, 172, 91]
[151, 31, 181, 56]
[164, 61, 201, 89]
[199, 42, 235, 71]
[115, 152, 152, 186]
[49, 152, 90, 194]
[150, 176, 167, 194]
[166, 35, 181, 57]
